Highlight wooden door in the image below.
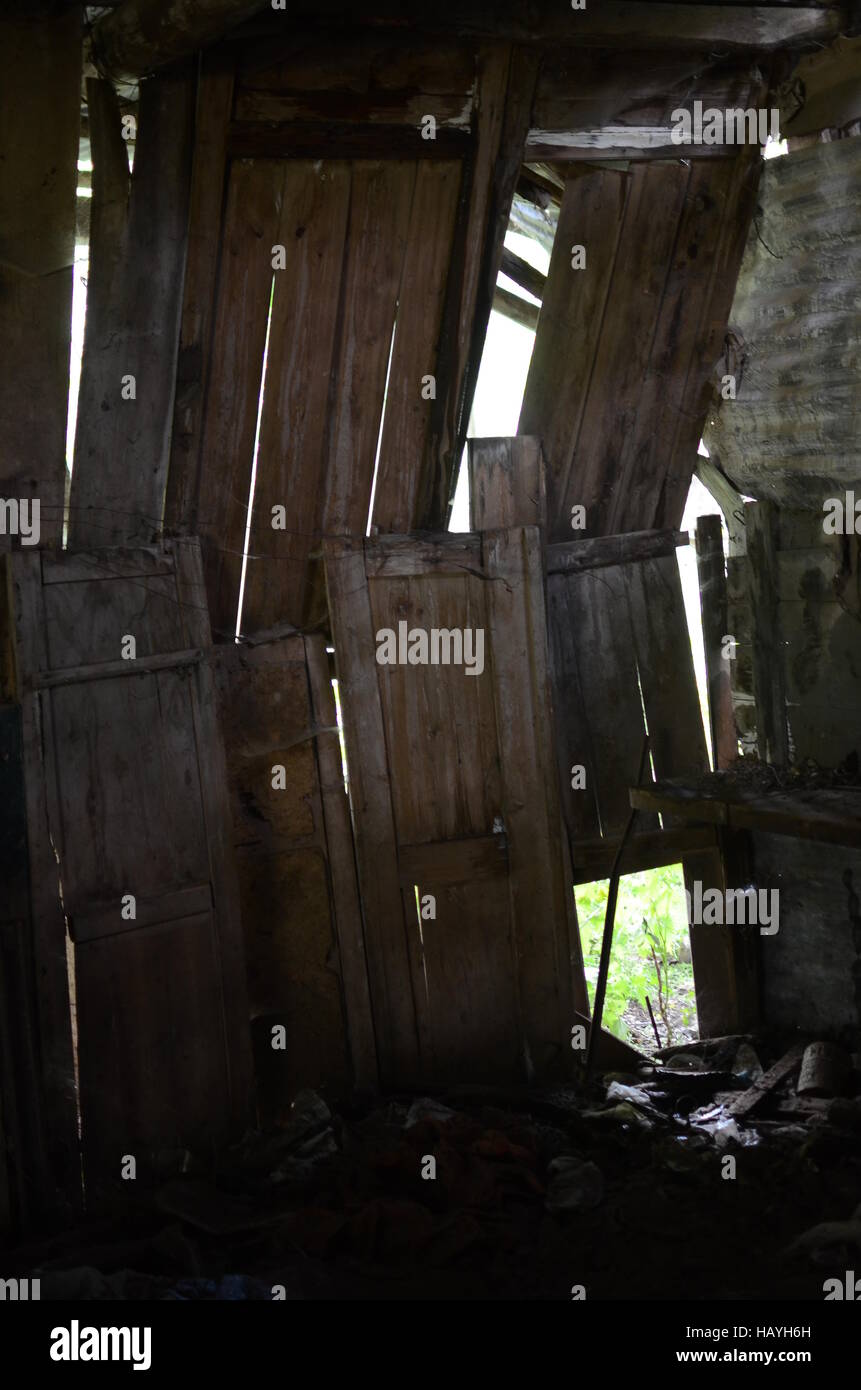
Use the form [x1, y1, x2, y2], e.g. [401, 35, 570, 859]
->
[325, 527, 586, 1087]
[9, 539, 252, 1194]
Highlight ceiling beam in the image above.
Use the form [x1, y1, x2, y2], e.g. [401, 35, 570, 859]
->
[92, 0, 270, 79]
[240, 2, 847, 53]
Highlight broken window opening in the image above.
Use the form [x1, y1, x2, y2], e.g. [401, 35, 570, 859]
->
[575, 863, 697, 1051]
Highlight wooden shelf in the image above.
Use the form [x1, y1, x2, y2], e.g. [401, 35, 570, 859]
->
[629, 777, 861, 850]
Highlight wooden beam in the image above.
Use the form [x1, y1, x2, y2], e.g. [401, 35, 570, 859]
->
[746, 500, 790, 766]
[492, 284, 539, 331]
[547, 528, 688, 575]
[696, 513, 738, 769]
[252, 2, 845, 53]
[500, 246, 545, 299]
[93, 0, 271, 79]
[571, 825, 718, 884]
[0, 12, 81, 551]
[70, 70, 195, 548]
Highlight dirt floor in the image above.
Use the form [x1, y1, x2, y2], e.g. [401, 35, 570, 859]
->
[8, 1034, 861, 1302]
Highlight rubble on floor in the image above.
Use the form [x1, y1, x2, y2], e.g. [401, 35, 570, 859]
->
[7, 1034, 861, 1300]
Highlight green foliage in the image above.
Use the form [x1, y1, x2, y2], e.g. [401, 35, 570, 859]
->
[575, 864, 694, 1045]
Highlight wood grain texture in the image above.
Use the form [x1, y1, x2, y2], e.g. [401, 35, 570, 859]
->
[214, 634, 358, 1107]
[483, 527, 585, 1064]
[746, 500, 789, 765]
[165, 53, 236, 534]
[327, 528, 586, 1084]
[519, 166, 628, 539]
[305, 634, 378, 1090]
[10, 554, 80, 1211]
[0, 13, 81, 550]
[195, 157, 284, 635]
[625, 553, 709, 791]
[373, 160, 463, 532]
[70, 70, 195, 549]
[324, 538, 421, 1084]
[468, 436, 546, 531]
[242, 160, 352, 633]
[696, 513, 737, 769]
[11, 541, 252, 1194]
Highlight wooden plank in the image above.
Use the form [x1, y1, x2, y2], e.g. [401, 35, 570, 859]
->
[630, 779, 861, 849]
[724, 1041, 807, 1117]
[658, 135, 765, 526]
[559, 565, 654, 837]
[234, 31, 476, 96]
[93, 0, 271, 78]
[440, 45, 540, 522]
[546, 572, 602, 844]
[324, 158, 417, 550]
[518, 166, 628, 540]
[372, 161, 463, 532]
[174, 539, 255, 1138]
[29, 648, 203, 693]
[165, 52, 236, 535]
[69, 883, 213, 944]
[0, 703, 49, 1229]
[625, 553, 709, 788]
[249, 2, 844, 52]
[547, 529, 687, 575]
[608, 158, 732, 533]
[233, 89, 472, 127]
[483, 527, 586, 1069]
[70, 69, 196, 548]
[696, 513, 737, 769]
[468, 437, 546, 531]
[492, 284, 540, 330]
[227, 122, 469, 160]
[572, 160, 691, 536]
[304, 634, 379, 1091]
[213, 635, 353, 1111]
[8, 555, 80, 1211]
[571, 825, 717, 885]
[14, 541, 253, 1192]
[195, 158, 284, 635]
[399, 834, 508, 887]
[746, 500, 789, 765]
[423, 43, 538, 528]
[0, 13, 81, 550]
[324, 538, 422, 1083]
[364, 534, 482, 578]
[241, 160, 351, 633]
[500, 246, 545, 300]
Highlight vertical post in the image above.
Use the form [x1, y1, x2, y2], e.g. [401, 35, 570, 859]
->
[696, 513, 737, 768]
[746, 500, 789, 766]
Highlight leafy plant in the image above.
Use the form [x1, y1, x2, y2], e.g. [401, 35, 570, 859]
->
[575, 864, 695, 1046]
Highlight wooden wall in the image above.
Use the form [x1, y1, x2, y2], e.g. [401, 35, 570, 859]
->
[165, 35, 538, 635]
[214, 634, 376, 1109]
[0, 12, 80, 550]
[518, 122, 764, 542]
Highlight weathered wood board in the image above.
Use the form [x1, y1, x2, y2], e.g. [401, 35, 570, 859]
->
[167, 39, 534, 636]
[70, 72, 195, 549]
[519, 134, 763, 541]
[325, 528, 584, 1086]
[9, 540, 253, 1195]
[0, 12, 81, 550]
[213, 632, 376, 1109]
